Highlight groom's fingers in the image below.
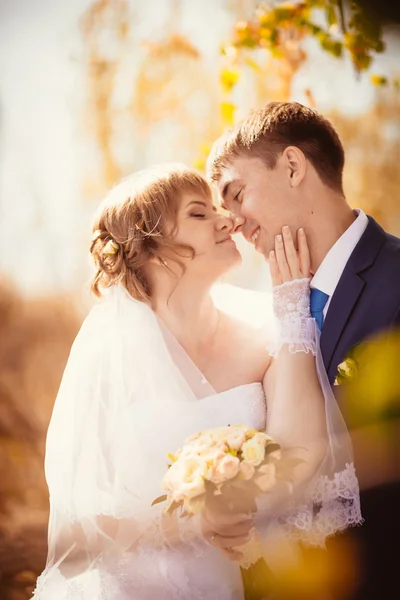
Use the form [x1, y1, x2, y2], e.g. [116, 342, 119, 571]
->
[297, 228, 311, 276]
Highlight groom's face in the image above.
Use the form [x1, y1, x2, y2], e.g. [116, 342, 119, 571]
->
[216, 155, 302, 257]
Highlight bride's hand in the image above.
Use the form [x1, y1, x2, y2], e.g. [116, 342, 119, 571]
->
[269, 226, 310, 286]
[201, 505, 253, 562]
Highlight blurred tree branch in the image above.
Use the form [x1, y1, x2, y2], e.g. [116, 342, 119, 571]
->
[218, 0, 398, 127]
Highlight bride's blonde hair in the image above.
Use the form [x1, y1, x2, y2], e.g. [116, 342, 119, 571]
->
[90, 164, 211, 303]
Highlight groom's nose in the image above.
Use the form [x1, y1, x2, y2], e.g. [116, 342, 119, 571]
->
[231, 214, 246, 233]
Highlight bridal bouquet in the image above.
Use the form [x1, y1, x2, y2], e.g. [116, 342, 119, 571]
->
[155, 425, 282, 517]
[153, 425, 299, 599]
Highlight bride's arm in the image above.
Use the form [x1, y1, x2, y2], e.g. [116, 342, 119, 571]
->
[263, 227, 327, 484]
[204, 229, 361, 559]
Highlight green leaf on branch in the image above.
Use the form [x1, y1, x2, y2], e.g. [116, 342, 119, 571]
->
[326, 4, 338, 27]
[370, 74, 388, 86]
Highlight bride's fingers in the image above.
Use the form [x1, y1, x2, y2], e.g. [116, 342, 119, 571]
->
[210, 533, 251, 549]
[274, 234, 291, 283]
[220, 547, 244, 562]
[269, 250, 281, 286]
[297, 228, 311, 276]
[203, 516, 252, 538]
[282, 226, 301, 279]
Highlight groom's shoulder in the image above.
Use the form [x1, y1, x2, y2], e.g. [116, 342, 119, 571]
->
[384, 230, 400, 252]
[355, 218, 400, 304]
[376, 226, 400, 264]
[365, 216, 400, 261]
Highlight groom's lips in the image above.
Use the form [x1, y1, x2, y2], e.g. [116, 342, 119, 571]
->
[246, 226, 260, 245]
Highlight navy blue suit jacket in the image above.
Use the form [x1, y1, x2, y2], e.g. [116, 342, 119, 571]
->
[320, 216, 400, 384]
[321, 217, 400, 600]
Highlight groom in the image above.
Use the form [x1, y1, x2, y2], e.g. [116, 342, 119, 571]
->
[207, 101, 400, 600]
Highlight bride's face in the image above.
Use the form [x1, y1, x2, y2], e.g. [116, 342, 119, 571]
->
[170, 193, 242, 279]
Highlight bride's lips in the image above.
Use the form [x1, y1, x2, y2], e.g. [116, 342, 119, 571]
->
[216, 236, 235, 245]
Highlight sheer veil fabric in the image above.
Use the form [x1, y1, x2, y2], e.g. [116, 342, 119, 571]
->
[33, 284, 361, 599]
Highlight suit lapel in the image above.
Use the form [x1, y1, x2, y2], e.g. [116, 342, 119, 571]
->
[320, 216, 387, 374]
[320, 271, 365, 371]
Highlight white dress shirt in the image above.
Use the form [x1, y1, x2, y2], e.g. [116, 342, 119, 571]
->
[311, 209, 369, 317]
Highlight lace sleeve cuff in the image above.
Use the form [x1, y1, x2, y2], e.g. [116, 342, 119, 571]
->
[268, 317, 317, 358]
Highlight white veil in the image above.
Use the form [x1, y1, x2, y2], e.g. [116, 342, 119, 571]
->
[34, 285, 207, 598]
[33, 283, 361, 598]
[212, 283, 362, 546]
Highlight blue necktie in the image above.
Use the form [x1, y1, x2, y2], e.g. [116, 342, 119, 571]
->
[310, 288, 329, 331]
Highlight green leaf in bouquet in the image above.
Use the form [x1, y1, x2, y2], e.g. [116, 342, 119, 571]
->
[166, 499, 182, 516]
[151, 494, 167, 507]
[264, 443, 281, 456]
[182, 493, 206, 516]
[275, 457, 305, 481]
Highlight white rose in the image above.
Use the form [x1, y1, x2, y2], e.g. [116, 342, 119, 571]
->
[225, 428, 246, 451]
[241, 436, 266, 466]
[181, 431, 226, 458]
[208, 453, 240, 484]
[162, 456, 206, 500]
[255, 463, 276, 492]
[239, 460, 255, 480]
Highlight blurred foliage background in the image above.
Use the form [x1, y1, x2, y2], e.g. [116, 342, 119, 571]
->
[0, 1, 399, 598]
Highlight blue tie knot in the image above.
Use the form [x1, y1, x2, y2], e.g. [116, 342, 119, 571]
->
[310, 288, 329, 330]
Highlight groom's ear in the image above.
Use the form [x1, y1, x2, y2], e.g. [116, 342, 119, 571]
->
[283, 146, 306, 188]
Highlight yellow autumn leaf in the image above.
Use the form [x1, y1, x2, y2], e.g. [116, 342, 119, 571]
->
[220, 68, 239, 93]
[221, 101, 236, 125]
[370, 74, 388, 86]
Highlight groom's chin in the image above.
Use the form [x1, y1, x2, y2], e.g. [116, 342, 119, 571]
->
[255, 244, 270, 259]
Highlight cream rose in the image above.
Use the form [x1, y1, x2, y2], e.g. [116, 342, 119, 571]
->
[208, 453, 240, 484]
[255, 463, 276, 492]
[239, 460, 255, 480]
[225, 429, 246, 451]
[241, 435, 266, 466]
[162, 456, 206, 500]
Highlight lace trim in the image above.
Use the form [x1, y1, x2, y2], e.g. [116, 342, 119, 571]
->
[33, 570, 105, 600]
[272, 278, 311, 321]
[276, 462, 363, 547]
[268, 317, 317, 358]
[270, 278, 316, 357]
[274, 278, 312, 290]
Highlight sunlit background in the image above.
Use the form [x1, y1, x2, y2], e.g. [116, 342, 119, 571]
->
[1, 1, 399, 598]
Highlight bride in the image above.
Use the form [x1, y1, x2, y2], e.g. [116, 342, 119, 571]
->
[33, 163, 361, 599]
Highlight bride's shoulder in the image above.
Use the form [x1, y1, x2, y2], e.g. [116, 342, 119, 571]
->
[220, 312, 273, 353]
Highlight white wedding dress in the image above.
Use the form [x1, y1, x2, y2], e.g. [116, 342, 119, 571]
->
[99, 383, 266, 600]
[33, 284, 361, 600]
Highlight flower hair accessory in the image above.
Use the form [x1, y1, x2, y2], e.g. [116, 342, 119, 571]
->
[103, 239, 120, 256]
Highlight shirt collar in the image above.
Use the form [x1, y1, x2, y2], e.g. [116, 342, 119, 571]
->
[311, 209, 369, 297]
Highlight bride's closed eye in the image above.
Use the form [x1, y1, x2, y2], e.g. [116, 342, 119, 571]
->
[233, 189, 242, 203]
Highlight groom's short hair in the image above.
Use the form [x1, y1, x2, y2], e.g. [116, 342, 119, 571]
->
[207, 102, 345, 193]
